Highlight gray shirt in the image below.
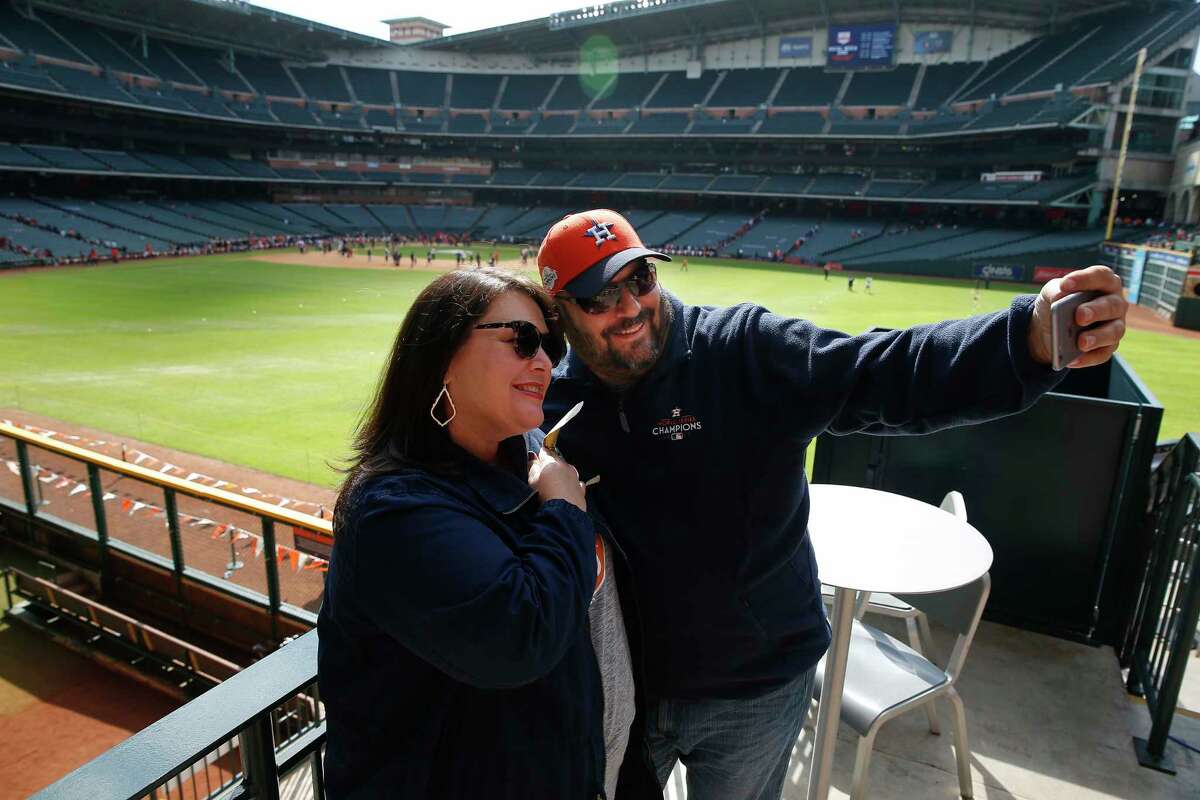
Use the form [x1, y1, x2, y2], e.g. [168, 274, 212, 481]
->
[589, 532, 636, 799]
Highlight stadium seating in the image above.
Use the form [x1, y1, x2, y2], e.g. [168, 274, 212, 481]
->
[498, 75, 556, 109]
[0, 211, 95, 259]
[569, 115, 629, 135]
[326, 204, 379, 231]
[593, 72, 662, 110]
[447, 114, 488, 133]
[365, 108, 396, 128]
[0, 4, 87, 62]
[864, 180, 924, 198]
[43, 65, 134, 104]
[546, 76, 593, 111]
[140, 39, 201, 84]
[841, 65, 919, 107]
[707, 68, 779, 108]
[672, 213, 747, 248]
[0, 143, 50, 168]
[81, 149, 156, 173]
[806, 174, 869, 197]
[21, 145, 108, 171]
[180, 91, 236, 118]
[282, 204, 350, 231]
[659, 174, 712, 191]
[42, 12, 151, 76]
[532, 114, 575, 134]
[759, 174, 813, 195]
[450, 74, 501, 108]
[364, 205, 414, 232]
[574, 171, 620, 188]
[635, 212, 708, 246]
[613, 173, 665, 190]
[826, 117, 904, 136]
[270, 103, 319, 126]
[628, 113, 688, 134]
[473, 205, 533, 238]
[401, 111, 445, 133]
[708, 175, 763, 193]
[689, 113, 758, 134]
[0, 59, 61, 93]
[792, 219, 885, 258]
[395, 71, 447, 107]
[238, 55, 302, 97]
[913, 62, 981, 110]
[168, 42, 250, 92]
[730, 217, 812, 258]
[646, 71, 718, 108]
[1, 197, 168, 252]
[290, 66, 351, 102]
[758, 112, 826, 135]
[345, 66, 394, 105]
[773, 67, 845, 107]
[126, 84, 197, 113]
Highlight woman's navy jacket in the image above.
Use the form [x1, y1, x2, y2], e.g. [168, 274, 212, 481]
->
[317, 431, 606, 798]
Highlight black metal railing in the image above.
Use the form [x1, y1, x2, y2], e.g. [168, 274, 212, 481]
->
[32, 629, 323, 800]
[0, 421, 330, 642]
[1126, 432, 1200, 773]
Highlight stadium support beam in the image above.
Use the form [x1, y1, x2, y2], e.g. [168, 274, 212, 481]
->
[968, 0, 977, 61]
[1106, 48, 1148, 240]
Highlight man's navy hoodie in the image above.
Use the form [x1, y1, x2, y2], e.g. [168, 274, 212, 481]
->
[543, 291, 1065, 700]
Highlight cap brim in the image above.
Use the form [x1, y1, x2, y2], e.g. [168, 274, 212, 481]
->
[562, 247, 671, 298]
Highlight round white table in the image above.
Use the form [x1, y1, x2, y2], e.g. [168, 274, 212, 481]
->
[804, 484, 993, 800]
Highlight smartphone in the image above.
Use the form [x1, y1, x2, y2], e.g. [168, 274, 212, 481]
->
[1050, 290, 1102, 370]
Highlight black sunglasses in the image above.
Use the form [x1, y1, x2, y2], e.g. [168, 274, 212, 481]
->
[562, 261, 658, 315]
[475, 320, 564, 365]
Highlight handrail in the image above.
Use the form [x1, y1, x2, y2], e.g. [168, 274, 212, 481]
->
[31, 628, 320, 800]
[0, 421, 331, 535]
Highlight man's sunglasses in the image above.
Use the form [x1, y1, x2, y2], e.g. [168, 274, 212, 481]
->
[562, 261, 658, 315]
[475, 320, 564, 365]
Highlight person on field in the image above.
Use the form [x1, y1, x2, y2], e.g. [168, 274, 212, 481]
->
[536, 208, 1129, 800]
[320, 269, 635, 799]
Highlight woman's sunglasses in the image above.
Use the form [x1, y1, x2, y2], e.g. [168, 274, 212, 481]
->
[475, 320, 564, 365]
[562, 261, 658, 315]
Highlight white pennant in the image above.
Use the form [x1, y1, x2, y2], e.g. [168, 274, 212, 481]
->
[69, 484, 88, 496]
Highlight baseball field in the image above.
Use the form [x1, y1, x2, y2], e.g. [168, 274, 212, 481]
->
[2, 245, 1197, 489]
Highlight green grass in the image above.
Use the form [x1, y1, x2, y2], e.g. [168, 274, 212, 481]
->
[2, 248, 1197, 487]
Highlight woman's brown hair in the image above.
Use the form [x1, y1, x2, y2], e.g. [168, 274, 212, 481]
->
[332, 268, 561, 532]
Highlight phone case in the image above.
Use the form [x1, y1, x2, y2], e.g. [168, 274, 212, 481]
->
[1050, 291, 1101, 370]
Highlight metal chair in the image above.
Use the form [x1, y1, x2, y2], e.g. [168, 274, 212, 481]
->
[813, 573, 991, 800]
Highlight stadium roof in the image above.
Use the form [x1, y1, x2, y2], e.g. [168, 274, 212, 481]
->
[409, 0, 1173, 56]
[30, 0, 395, 61]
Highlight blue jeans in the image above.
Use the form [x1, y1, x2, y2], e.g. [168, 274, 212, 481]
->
[644, 666, 817, 800]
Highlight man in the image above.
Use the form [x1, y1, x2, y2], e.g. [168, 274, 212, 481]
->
[538, 209, 1127, 800]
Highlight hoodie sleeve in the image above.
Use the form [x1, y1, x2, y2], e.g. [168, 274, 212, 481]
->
[725, 294, 1066, 439]
[350, 490, 596, 689]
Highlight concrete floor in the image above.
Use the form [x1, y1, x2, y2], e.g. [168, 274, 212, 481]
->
[665, 618, 1200, 800]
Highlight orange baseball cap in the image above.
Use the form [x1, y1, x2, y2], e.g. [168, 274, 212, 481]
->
[537, 209, 669, 297]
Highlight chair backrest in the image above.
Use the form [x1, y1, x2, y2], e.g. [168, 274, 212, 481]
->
[939, 490, 967, 520]
[896, 572, 991, 681]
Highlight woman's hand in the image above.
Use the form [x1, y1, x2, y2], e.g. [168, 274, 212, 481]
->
[528, 448, 587, 513]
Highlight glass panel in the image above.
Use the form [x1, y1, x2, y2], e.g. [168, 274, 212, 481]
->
[0, 434, 24, 508]
[97, 466, 174, 562]
[276, 523, 327, 613]
[174, 493, 269, 598]
[25, 443, 99, 534]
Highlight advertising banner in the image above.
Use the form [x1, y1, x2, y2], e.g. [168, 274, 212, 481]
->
[779, 36, 812, 59]
[913, 30, 954, 54]
[972, 262, 1026, 281]
[1033, 266, 1074, 283]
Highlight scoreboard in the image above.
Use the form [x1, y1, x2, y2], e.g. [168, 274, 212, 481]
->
[826, 23, 896, 70]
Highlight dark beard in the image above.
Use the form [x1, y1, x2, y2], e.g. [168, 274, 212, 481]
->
[563, 293, 673, 389]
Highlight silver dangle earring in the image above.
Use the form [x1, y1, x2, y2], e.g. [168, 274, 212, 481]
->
[430, 383, 456, 427]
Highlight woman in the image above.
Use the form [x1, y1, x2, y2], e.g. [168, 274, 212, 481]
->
[318, 268, 635, 799]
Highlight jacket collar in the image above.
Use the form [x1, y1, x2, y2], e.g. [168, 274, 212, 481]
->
[459, 430, 541, 515]
[553, 290, 691, 390]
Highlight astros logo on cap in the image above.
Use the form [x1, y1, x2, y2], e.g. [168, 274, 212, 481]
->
[536, 209, 670, 298]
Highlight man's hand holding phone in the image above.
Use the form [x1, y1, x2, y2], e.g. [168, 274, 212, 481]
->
[1027, 265, 1128, 370]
